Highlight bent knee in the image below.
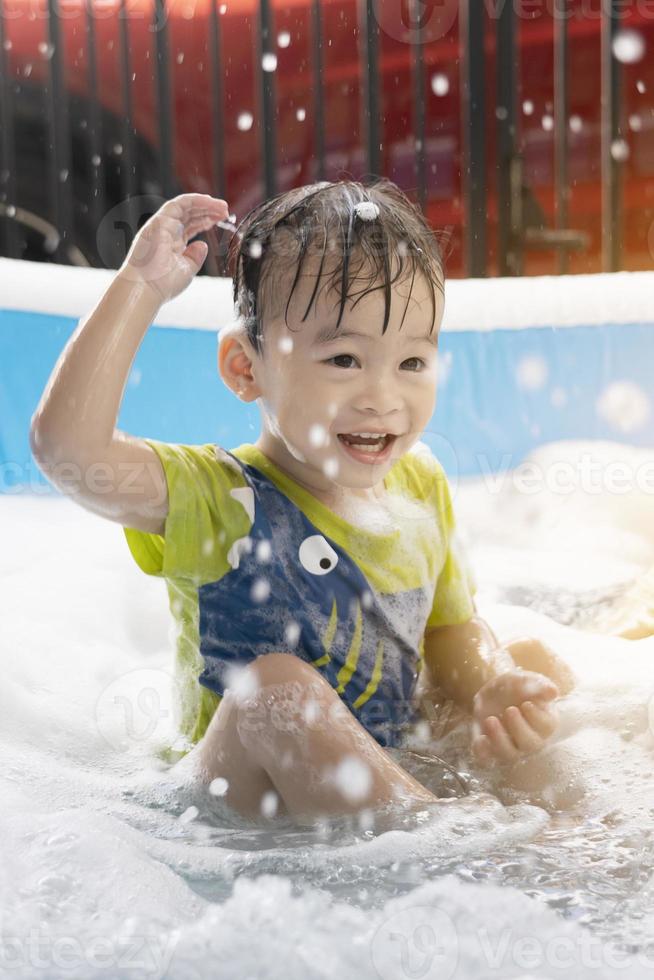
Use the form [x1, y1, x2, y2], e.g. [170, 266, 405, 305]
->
[245, 651, 328, 689]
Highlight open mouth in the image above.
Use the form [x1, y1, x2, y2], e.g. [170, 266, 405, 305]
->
[336, 432, 397, 461]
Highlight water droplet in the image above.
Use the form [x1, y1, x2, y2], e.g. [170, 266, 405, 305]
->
[209, 777, 228, 796]
[278, 31, 291, 48]
[322, 457, 339, 478]
[522, 99, 534, 116]
[284, 620, 300, 647]
[176, 51, 184, 64]
[248, 239, 262, 258]
[611, 138, 629, 162]
[612, 29, 645, 64]
[237, 111, 253, 132]
[495, 106, 508, 121]
[178, 805, 199, 824]
[516, 355, 548, 391]
[569, 115, 583, 134]
[629, 114, 642, 132]
[277, 335, 293, 354]
[251, 577, 271, 603]
[541, 114, 553, 132]
[333, 755, 372, 803]
[91, 154, 101, 166]
[38, 41, 54, 59]
[261, 790, 279, 818]
[309, 423, 327, 447]
[296, 107, 306, 122]
[596, 381, 649, 433]
[262, 52, 277, 72]
[219, 3, 227, 12]
[636, 80, 646, 94]
[430, 73, 449, 97]
[255, 539, 272, 562]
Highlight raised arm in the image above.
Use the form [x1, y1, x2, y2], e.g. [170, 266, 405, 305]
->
[29, 193, 229, 533]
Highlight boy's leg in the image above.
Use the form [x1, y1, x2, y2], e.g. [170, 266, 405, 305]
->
[188, 652, 438, 824]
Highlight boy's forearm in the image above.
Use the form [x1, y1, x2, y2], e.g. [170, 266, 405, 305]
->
[422, 615, 515, 711]
[30, 269, 162, 463]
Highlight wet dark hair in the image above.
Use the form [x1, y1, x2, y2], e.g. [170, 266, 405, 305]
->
[226, 177, 447, 357]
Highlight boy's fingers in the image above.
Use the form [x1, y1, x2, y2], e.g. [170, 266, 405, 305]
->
[482, 716, 521, 764]
[520, 700, 558, 738]
[472, 733, 494, 765]
[520, 674, 559, 702]
[501, 705, 545, 754]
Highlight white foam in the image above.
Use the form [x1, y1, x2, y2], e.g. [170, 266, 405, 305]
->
[2, 442, 654, 974]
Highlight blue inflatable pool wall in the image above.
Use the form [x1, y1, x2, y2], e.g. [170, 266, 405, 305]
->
[1, 257, 653, 493]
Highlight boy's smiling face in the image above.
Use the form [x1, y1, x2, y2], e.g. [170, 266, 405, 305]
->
[220, 255, 444, 504]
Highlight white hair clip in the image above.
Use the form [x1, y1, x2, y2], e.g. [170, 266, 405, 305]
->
[353, 201, 380, 221]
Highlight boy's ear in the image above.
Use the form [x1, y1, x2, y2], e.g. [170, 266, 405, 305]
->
[218, 329, 262, 402]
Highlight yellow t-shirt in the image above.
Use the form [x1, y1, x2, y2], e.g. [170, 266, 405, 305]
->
[123, 440, 475, 760]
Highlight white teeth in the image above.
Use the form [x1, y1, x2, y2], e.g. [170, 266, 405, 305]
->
[348, 432, 388, 438]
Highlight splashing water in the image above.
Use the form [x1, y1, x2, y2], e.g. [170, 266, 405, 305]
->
[2, 442, 654, 977]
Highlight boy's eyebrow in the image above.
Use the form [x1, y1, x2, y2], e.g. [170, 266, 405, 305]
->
[314, 324, 438, 346]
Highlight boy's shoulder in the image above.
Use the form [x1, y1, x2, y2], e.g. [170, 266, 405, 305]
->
[395, 440, 448, 490]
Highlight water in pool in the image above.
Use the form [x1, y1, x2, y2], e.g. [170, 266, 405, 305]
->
[2, 441, 654, 979]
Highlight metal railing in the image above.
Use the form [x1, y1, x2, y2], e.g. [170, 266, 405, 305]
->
[0, 0, 627, 276]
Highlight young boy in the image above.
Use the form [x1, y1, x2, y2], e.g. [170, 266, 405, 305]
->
[30, 180, 574, 827]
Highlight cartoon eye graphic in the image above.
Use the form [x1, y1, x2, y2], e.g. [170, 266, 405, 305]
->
[298, 535, 338, 575]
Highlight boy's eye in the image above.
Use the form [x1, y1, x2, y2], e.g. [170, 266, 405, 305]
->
[324, 355, 426, 371]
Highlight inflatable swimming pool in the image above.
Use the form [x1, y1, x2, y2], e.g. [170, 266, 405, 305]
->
[2, 257, 654, 978]
[2, 257, 654, 489]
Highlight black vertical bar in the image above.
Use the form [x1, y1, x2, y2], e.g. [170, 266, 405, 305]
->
[459, 0, 487, 277]
[118, 0, 139, 263]
[46, 0, 74, 264]
[496, 0, 519, 275]
[410, 0, 427, 214]
[359, 0, 381, 178]
[258, 0, 277, 199]
[84, 0, 108, 265]
[554, 8, 569, 274]
[601, 0, 621, 272]
[209, 0, 226, 198]
[153, 0, 176, 199]
[0, 2, 19, 258]
[311, 0, 326, 182]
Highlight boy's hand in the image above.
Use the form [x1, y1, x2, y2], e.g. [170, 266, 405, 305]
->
[119, 193, 230, 305]
[471, 669, 560, 767]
